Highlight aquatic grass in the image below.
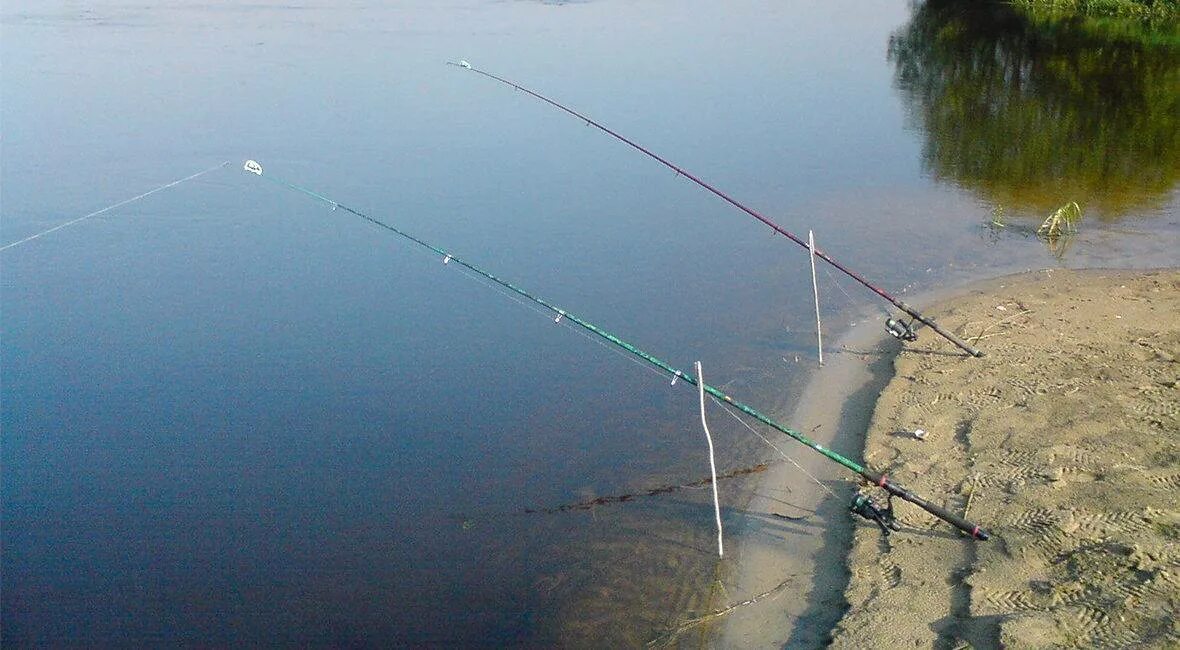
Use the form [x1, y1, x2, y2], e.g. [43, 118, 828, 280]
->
[1038, 201, 1084, 239]
[990, 205, 1007, 229]
[1037, 201, 1084, 258]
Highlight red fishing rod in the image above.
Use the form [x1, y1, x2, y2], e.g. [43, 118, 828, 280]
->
[451, 61, 984, 358]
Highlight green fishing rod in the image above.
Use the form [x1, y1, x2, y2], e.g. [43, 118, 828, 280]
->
[242, 160, 990, 541]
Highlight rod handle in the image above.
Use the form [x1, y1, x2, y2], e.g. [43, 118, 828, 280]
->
[867, 472, 990, 540]
[919, 317, 985, 358]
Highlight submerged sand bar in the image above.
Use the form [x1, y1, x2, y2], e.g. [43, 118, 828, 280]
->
[831, 269, 1180, 648]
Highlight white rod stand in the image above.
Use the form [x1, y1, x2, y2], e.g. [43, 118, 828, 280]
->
[695, 361, 724, 558]
[808, 230, 823, 367]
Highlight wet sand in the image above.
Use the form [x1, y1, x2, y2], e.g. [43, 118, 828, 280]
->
[828, 268, 1180, 648]
[715, 312, 903, 647]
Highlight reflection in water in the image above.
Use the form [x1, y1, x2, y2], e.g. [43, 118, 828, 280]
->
[889, 0, 1180, 219]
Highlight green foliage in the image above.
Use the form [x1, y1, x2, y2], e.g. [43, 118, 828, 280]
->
[890, 1, 1180, 220]
[1013, 0, 1180, 22]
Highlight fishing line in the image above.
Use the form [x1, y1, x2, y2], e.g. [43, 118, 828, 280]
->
[710, 395, 839, 499]
[0, 161, 231, 252]
[242, 159, 991, 541]
[562, 321, 676, 383]
[450, 61, 984, 357]
[464, 263, 673, 381]
[822, 263, 891, 318]
[452, 263, 554, 320]
[452, 263, 671, 383]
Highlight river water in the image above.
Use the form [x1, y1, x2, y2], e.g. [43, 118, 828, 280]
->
[3, 0, 1177, 646]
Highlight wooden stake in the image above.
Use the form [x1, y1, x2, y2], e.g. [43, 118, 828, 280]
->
[809, 230, 823, 366]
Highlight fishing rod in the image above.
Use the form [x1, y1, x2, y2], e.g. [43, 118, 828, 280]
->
[242, 159, 990, 541]
[449, 61, 984, 358]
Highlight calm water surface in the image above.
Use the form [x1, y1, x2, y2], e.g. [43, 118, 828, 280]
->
[3, 1, 1177, 645]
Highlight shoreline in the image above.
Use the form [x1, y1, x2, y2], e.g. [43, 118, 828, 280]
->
[717, 306, 903, 647]
[829, 268, 1180, 648]
[718, 267, 1180, 648]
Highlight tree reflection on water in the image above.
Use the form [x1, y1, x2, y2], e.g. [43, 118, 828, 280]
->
[889, 0, 1180, 219]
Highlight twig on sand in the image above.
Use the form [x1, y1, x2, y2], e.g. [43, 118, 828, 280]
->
[646, 575, 796, 647]
[968, 309, 1033, 344]
[963, 473, 979, 521]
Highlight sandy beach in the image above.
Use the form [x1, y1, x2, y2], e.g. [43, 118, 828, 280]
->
[828, 268, 1180, 648]
[714, 268, 1180, 648]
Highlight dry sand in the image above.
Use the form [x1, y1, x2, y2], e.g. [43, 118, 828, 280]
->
[828, 268, 1180, 648]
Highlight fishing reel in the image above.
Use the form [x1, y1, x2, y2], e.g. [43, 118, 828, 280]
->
[885, 317, 918, 342]
[850, 492, 902, 536]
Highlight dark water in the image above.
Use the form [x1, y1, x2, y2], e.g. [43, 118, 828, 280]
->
[2, 1, 1177, 646]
